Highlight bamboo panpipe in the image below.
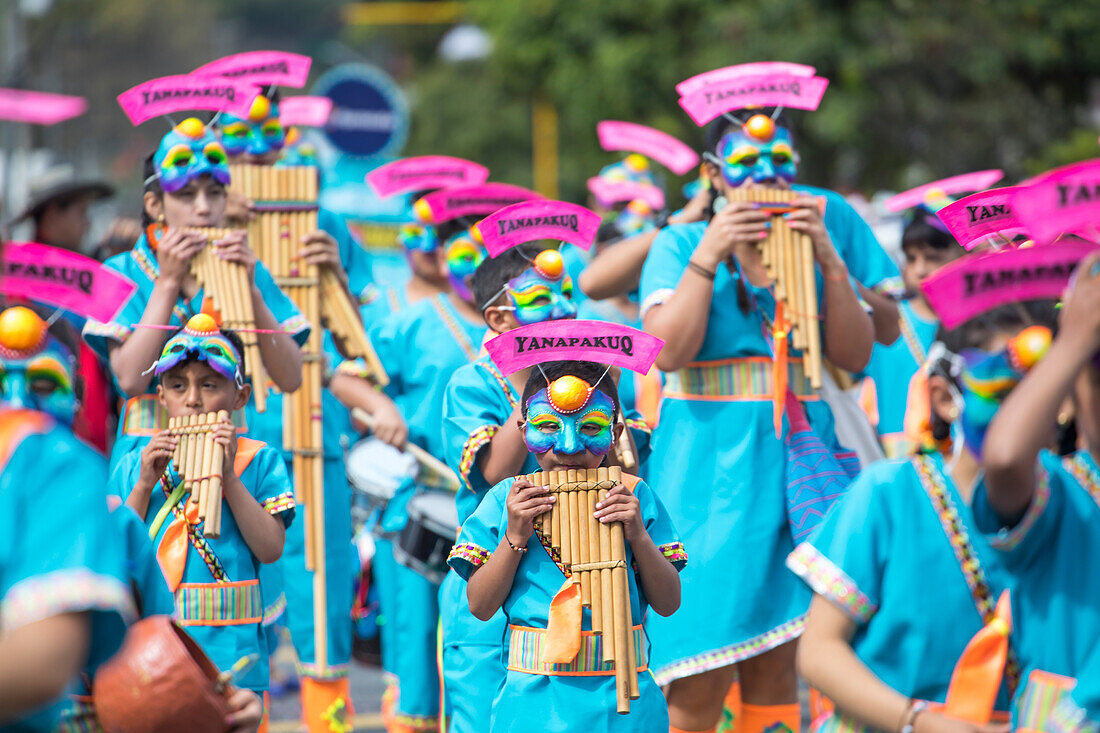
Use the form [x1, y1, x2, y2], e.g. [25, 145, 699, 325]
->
[319, 266, 388, 386]
[189, 228, 268, 412]
[526, 465, 638, 713]
[725, 187, 823, 388]
[167, 410, 229, 538]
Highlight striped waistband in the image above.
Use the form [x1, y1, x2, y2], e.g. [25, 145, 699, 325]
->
[663, 357, 817, 401]
[122, 395, 247, 436]
[1016, 669, 1076, 732]
[813, 705, 1009, 732]
[507, 624, 647, 676]
[176, 579, 262, 627]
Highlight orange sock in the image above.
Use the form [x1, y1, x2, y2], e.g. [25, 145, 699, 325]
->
[301, 677, 354, 733]
[670, 727, 717, 733]
[739, 703, 801, 733]
[718, 680, 742, 733]
[257, 691, 269, 733]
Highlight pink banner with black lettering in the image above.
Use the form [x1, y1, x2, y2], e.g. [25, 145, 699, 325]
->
[193, 51, 311, 88]
[884, 169, 1004, 212]
[936, 188, 1023, 250]
[586, 177, 665, 210]
[486, 320, 665, 376]
[279, 96, 332, 127]
[677, 72, 829, 127]
[414, 183, 542, 224]
[676, 62, 817, 96]
[597, 121, 700, 175]
[0, 88, 87, 125]
[1012, 159, 1100, 244]
[921, 240, 1099, 328]
[117, 75, 260, 125]
[473, 200, 600, 257]
[367, 156, 490, 198]
[1, 242, 137, 323]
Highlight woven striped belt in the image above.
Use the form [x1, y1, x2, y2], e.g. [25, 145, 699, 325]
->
[176, 579, 262, 627]
[663, 356, 817, 401]
[813, 705, 1009, 732]
[122, 395, 248, 436]
[1015, 670, 1075, 733]
[507, 624, 647, 676]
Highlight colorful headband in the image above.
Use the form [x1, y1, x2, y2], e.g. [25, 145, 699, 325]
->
[367, 156, 490, 199]
[586, 177, 666, 210]
[1, 241, 137, 323]
[486, 319, 664, 377]
[116, 74, 261, 126]
[151, 117, 231, 193]
[677, 71, 830, 127]
[412, 182, 542, 225]
[596, 121, 699, 176]
[921, 239, 1100, 329]
[675, 62, 817, 96]
[278, 96, 332, 127]
[936, 188, 1024, 251]
[192, 51, 312, 89]
[471, 200, 600, 257]
[150, 313, 243, 385]
[884, 170, 1004, 213]
[0, 88, 86, 125]
[1011, 159, 1100, 244]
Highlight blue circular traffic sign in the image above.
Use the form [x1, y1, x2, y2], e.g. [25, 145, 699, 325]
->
[312, 63, 408, 159]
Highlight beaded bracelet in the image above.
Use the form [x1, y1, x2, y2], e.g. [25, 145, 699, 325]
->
[505, 534, 528, 553]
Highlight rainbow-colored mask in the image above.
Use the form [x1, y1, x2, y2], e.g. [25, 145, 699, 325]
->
[151, 314, 243, 386]
[524, 376, 616, 456]
[504, 250, 577, 325]
[0, 307, 77, 425]
[152, 117, 231, 194]
[398, 223, 439, 253]
[444, 229, 487, 303]
[218, 96, 286, 158]
[276, 127, 319, 167]
[613, 198, 656, 237]
[958, 325, 1051, 455]
[717, 123, 798, 186]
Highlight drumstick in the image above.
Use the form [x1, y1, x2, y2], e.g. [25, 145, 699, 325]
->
[349, 408, 461, 492]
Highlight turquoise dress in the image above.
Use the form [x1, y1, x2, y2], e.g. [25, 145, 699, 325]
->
[368, 293, 485, 728]
[0, 411, 137, 731]
[110, 438, 296, 693]
[320, 207, 375, 301]
[856, 300, 938, 457]
[447, 473, 686, 733]
[788, 454, 1013, 731]
[970, 449, 1100, 730]
[639, 220, 843, 685]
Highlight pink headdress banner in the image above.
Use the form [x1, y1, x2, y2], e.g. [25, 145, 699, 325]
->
[117, 74, 261, 125]
[0, 88, 87, 125]
[192, 51, 311, 89]
[921, 240, 1099, 329]
[486, 320, 665, 376]
[677, 72, 829, 127]
[1011, 159, 1100, 244]
[676, 62, 817, 96]
[367, 156, 490, 198]
[936, 188, 1023, 250]
[472, 200, 600, 257]
[1, 242, 137, 323]
[884, 169, 1004, 213]
[586, 177, 666, 210]
[279, 96, 332, 127]
[596, 121, 700, 175]
[414, 183, 542, 224]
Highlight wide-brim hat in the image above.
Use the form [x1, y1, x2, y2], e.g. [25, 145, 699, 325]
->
[14, 165, 114, 222]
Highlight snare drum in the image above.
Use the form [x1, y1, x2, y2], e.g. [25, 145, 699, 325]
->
[394, 491, 459, 584]
[346, 437, 417, 534]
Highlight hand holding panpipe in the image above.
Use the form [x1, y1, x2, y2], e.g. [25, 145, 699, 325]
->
[527, 466, 639, 713]
[350, 407, 460, 493]
[167, 410, 230, 538]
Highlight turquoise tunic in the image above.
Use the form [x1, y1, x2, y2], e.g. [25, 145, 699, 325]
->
[639, 220, 843, 685]
[320, 207, 375, 301]
[0, 412, 137, 731]
[447, 474, 686, 733]
[971, 449, 1100, 729]
[788, 454, 1012, 731]
[111, 439, 295, 692]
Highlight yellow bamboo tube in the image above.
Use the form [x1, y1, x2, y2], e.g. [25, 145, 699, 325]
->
[169, 416, 182, 468]
[561, 470, 576, 575]
[607, 465, 631, 713]
[804, 236, 823, 388]
[577, 469, 592, 607]
[207, 410, 228, 538]
[181, 414, 198, 495]
[597, 466, 615, 666]
[586, 469, 602, 633]
[550, 468, 561, 552]
[195, 413, 212, 520]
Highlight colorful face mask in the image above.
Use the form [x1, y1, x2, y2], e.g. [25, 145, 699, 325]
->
[218, 96, 285, 158]
[0, 307, 77, 424]
[597, 154, 659, 187]
[524, 376, 616, 457]
[152, 117, 231, 194]
[151, 314, 243, 386]
[958, 325, 1051, 455]
[275, 127, 319, 167]
[444, 230, 487, 303]
[398, 223, 439, 253]
[613, 198, 656, 237]
[505, 262, 577, 325]
[717, 124, 798, 186]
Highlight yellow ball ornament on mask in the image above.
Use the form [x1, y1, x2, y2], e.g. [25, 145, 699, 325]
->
[533, 248, 564, 280]
[184, 312, 220, 336]
[1007, 325, 1052, 372]
[175, 117, 207, 140]
[743, 114, 777, 142]
[0, 306, 48, 356]
[547, 375, 593, 414]
[624, 154, 649, 173]
[248, 95, 272, 123]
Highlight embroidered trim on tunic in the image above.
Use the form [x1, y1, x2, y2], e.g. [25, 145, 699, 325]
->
[296, 660, 351, 681]
[640, 288, 675, 319]
[334, 359, 375, 381]
[658, 541, 688, 566]
[988, 466, 1050, 552]
[507, 624, 647, 676]
[262, 490, 296, 516]
[1016, 670, 1076, 732]
[176, 579, 262, 626]
[83, 319, 131, 343]
[475, 360, 519, 410]
[663, 357, 817, 401]
[458, 424, 500, 492]
[262, 592, 286, 627]
[897, 306, 928, 366]
[1062, 453, 1100, 510]
[359, 283, 381, 305]
[786, 542, 877, 623]
[448, 542, 491, 567]
[390, 712, 439, 731]
[651, 615, 806, 686]
[430, 297, 478, 361]
[282, 313, 311, 337]
[625, 417, 651, 434]
[1, 568, 137, 632]
[873, 276, 905, 299]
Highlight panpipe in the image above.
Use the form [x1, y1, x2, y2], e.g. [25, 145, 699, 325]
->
[189, 227, 269, 412]
[167, 411, 229, 538]
[527, 465, 639, 713]
[726, 187, 823, 388]
[319, 266, 388, 386]
[613, 417, 637, 470]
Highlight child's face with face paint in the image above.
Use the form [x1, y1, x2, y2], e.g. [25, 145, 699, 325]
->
[505, 268, 577, 325]
[523, 386, 619, 471]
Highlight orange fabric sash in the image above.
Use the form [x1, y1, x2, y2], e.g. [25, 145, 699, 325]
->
[772, 302, 791, 438]
[944, 590, 1012, 724]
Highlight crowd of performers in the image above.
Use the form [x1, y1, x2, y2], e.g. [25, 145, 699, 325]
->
[5, 54, 1100, 733]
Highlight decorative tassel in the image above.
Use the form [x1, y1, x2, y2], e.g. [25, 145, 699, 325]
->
[944, 590, 1012, 724]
